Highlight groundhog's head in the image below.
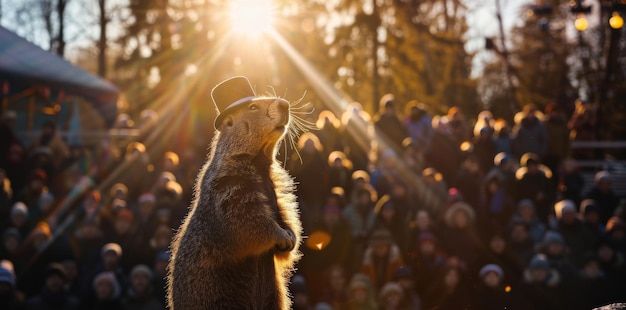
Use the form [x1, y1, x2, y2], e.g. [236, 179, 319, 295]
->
[217, 97, 291, 158]
[212, 76, 299, 159]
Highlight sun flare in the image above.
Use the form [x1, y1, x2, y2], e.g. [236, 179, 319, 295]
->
[228, 0, 276, 37]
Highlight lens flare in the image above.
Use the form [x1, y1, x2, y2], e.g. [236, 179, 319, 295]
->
[228, 0, 276, 37]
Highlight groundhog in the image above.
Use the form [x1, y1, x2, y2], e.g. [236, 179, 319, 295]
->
[167, 76, 302, 309]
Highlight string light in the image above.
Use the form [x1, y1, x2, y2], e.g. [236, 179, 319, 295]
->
[609, 12, 624, 29]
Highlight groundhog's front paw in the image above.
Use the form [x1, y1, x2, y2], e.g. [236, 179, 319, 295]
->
[275, 229, 296, 253]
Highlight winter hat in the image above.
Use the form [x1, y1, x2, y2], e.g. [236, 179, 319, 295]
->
[289, 274, 308, 295]
[44, 262, 67, 280]
[130, 264, 153, 279]
[0, 265, 15, 288]
[517, 198, 535, 212]
[379, 282, 404, 300]
[138, 193, 156, 205]
[93, 271, 121, 298]
[529, 254, 550, 270]
[11, 202, 28, 217]
[211, 76, 289, 129]
[493, 152, 512, 167]
[479, 264, 504, 280]
[349, 273, 372, 291]
[351, 170, 370, 183]
[101, 242, 122, 257]
[542, 231, 565, 245]
[520, 153, 540, 167]
[580, 199, 599, 216]
[444, 201, 475, 227]
[594, 171, 611, 184]
[554, 200, 576, 220]
[368, 228, 394, 245]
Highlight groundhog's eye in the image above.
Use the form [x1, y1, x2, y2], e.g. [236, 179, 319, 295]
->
[249, 104, 259, 111]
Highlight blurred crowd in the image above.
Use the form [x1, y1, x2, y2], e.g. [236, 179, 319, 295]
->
[0, 94, 624, 310]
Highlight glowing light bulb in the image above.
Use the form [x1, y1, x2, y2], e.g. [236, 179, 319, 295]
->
[575, 14, 588, 31]
[609, 12, 624, 29]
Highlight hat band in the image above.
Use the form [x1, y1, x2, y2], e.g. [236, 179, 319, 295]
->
[221, 95, 256, 114]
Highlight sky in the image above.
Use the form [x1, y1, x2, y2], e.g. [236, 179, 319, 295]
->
[0, 0, 527, 78]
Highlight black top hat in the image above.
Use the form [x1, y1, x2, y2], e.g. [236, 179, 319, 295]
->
[211, 76, 257, 129]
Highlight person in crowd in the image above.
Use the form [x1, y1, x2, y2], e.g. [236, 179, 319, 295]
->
[151, 251, 168, 305]
[346, 273, 377, 310]
[16, 169, 50, 213]
[509, 199, 547, 244]
[319, 264, 349, 309]
[24, 263, 80, 310]
[472, 264, 527, 310]
[512, 104, 547, 160]
[584, 171, 620, 225]
[403, 101, 432, 153]
[4, 202, 32, 237]
[520, 254, 568, 309]
[374, 94, 408, 154]
[0, 263, 24, 310]
[536, 231, 578, 281]
[595, 238, 626, 298]
[422, 265, 472, 310]
[420, 168, 447, 206]
[439, 201, 483, 269]
[392, 266, 422, 310]
[552, 199, 597, 267]
[377, 281, 409, 310]
[29, 121, 70, 177]
[452, 155, 484, 217]
[290, 274, 313, 310]
[557, 158, 585, 206]
[360, 228, 405, 291]
[343, 187, 377, 268]
[568, 99, 597, 159]
[341, 102, 374, 172]
[426, 115, 464, 184]
[515, 153, 554, 223]
[407, 231, 446, 296]
[473, 126, 496, 173]
[300, 201, 353, 300]
[372, 195, 408, 252]
[485, 152, 517, 198]
[482, 173, 516, 237]
[121, 264, 164, 310]
[576, 254, 613, 310]
[0, 228, 21, 263]
[492, 119, 513, 155]
[315, 110, 343, 157]
[579, 199, 606, 239]
[542, 103, 571, 174]
[476, 233, 525, 284]
[447, 106, 470, 144]
[91, 243, 127, 295]
[507, 220, 536, 266]
[90, 271, 123, 310]
[327, 151, 353, 195]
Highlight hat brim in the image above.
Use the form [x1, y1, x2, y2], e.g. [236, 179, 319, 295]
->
[214, 97, 289, 130]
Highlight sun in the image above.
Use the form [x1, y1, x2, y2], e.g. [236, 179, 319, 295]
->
[228, 0, 276, 37]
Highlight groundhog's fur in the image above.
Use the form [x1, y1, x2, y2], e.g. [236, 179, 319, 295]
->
[167, 98, 302, 309]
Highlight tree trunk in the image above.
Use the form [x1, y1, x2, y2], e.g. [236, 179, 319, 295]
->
[98, 0, 107, 77]
[56, 0, 67, 56]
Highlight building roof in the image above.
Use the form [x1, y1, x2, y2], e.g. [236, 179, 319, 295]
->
[0, 25, 119, 106]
